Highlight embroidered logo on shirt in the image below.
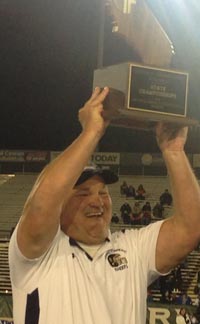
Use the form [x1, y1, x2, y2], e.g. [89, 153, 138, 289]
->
[106, 249, 128, 271]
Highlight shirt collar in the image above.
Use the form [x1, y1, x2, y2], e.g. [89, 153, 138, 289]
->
[69, 235, 110, 248]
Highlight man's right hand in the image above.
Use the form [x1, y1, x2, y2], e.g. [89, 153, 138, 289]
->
[79, 87, 110, 139]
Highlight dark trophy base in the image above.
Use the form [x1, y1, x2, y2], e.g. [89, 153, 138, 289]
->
[102, 88, 198, 130]
[94, 63, 199, 130]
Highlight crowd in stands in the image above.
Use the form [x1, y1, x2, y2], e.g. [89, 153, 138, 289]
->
[115, 181, 173, 226]
[120, 181, 146, 200]
[117, 198, 164, 226]
[120, 180, 173, 205]
[148, 263, 200, 323]
[159, 188, 173, 206]
[176, 307, 198, 324]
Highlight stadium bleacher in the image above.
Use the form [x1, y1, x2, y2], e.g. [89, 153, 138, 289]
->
[0, 174, 37, 238]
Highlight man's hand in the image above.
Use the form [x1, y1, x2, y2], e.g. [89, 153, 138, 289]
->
[79, 87, 110, 138]
[156, 122, 188, 153]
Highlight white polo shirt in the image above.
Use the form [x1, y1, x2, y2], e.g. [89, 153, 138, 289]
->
[9, 220, 164, 324]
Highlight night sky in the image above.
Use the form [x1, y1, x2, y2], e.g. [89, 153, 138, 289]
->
[1, 0, 200, 153]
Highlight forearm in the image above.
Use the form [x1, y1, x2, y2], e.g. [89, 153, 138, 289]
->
[163, 150, 200, 232]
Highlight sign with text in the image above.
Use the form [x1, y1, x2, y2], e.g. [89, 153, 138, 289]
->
[0, 150, 49, 162]
[129, 65, 188, 117]
[0, 151, 24, 162]
[147, 305, 196, 324]
[91, 152, 120, 165]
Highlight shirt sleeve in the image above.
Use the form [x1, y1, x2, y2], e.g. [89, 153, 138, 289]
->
[123, 220, 166, 285]
[9, 223, 61, 291]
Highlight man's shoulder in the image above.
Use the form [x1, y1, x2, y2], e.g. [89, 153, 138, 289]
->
[9, 226, 69, 263]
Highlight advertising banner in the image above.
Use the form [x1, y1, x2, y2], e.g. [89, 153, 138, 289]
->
[0, 151, 49, 163]
[91, 152, 120, 165]
[0, 151, 24, 162]
[25, 151, 48, 162]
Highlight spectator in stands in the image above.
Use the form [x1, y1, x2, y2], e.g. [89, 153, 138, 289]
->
[196, 270, 200, 290]
[159, 189, 173, 206]
[130, 202, 142, 225]
[194, 285, 200, 296]
[122, 211, 131, 224]
[160, 289, 174, 304]
[111, 212, 119, 224]
[147, 289, 154, 303]
[190, 314, 198, 324]
[194, 279, 200, 310]
[172, 265, 183, 292]
[8, 87, 200, 324]
[176, 307, 191, 324]
[193, 293, 200, 307]
[170, 290, 179, 304]
[120, 181, 129, 196]
[135, 184, 146, 200]
[160, 272, 176, 300]
[120, 201, 132, 224]
[126, 185, 136, 198]
[141, 201, 152, 225]
[152, 202, 164, 219]
[177, 293, 192, 305]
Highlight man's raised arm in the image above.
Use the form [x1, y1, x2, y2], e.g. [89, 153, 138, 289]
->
[16, 87, 109, 259]
[155, 122, 200, 273]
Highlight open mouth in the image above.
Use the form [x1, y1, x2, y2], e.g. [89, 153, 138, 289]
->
[86, 211, 103, 218]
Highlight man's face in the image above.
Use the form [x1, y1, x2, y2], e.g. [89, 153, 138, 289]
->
[61, 176, 112, 244]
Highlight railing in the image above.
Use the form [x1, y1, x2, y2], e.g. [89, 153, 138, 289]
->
[0, 243, 12, 295]
[0, 231, 10, 241]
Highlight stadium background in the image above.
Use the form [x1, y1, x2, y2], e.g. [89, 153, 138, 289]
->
[1, 0, 200, 322]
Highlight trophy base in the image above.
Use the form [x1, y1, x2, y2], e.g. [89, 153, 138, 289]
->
[102, 88, 199, 130]
[110, 109, 199, 131]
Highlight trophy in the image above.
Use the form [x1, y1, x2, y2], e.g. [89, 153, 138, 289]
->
[93, 62, 198, 130]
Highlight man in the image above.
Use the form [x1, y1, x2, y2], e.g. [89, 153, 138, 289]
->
[9, 87, 200, 324]
[159, 189, 173, 206]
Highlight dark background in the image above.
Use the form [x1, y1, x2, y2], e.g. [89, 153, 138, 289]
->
[1, 0, 200, 153]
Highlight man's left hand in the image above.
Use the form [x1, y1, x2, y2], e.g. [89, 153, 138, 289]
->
[156, 122, 188, 153]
